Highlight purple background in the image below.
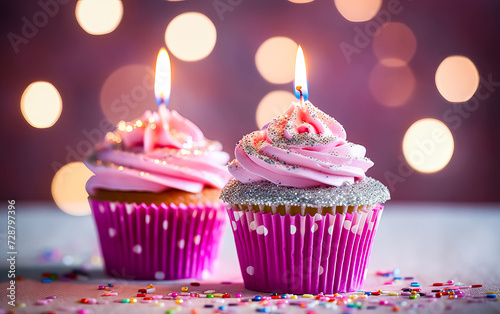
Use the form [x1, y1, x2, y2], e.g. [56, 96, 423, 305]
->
[1, 0, 500, 202]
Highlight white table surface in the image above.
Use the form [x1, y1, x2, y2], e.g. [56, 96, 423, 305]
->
[1, 202, 499, 313]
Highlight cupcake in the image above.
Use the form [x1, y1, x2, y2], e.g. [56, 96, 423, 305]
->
[85, 104, 231, 280]
[221, 99, 390, 294]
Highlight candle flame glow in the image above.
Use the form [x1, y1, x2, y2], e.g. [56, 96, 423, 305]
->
[154, 48, 171, 106]
[294, 46, 308, 100]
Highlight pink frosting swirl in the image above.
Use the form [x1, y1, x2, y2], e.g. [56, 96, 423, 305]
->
[228, 100, 373, 188]
[85, 105, 231, 194]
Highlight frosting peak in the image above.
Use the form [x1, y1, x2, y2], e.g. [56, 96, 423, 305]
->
[229, 100, 373, 188]
[119, 105, 205, 152]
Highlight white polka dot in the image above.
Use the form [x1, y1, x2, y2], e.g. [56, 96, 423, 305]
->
[249, 221, 257, 230]
[246, 266, 255, 275]
[178, 239, 185, 249]
[290, 225, 297, 235]
[99, 204, 105, 213]
[233, 211, 244, 221]
[145, 215, 151, 224]
[202, 270, 211, 279]
[314, 213, 322, 221]
[256, 225, 268, 236]
[110, 203, 116, 212]
[231, 221, 237, 231]
[163, 220, 168, 230]
[319, 266, 324, 275]
[311, 223, 318, 233]
[368, 222, 374, 230]
[328, 225, 334, 235]
[132, 244, 142, 254]
[154, 271, 165, 280]
[194, 235, 201, 245]
[343, 220, 352, 230]
[125, 204, 134, 215]
[108, 228, 116, 238]
[351, 224, 358, 234]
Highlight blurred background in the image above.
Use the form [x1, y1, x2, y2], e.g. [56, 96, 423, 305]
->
[1, 0, 500, 217]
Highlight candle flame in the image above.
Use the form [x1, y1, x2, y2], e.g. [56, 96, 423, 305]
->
[154, 48, 171, 106]
[294, 45, 308, 100]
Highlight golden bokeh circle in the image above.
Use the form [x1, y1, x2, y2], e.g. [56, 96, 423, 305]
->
[403, 119, 454, 173]
[21, 81, 62, 128]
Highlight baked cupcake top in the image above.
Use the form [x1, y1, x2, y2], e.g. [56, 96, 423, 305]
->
[85, 105, 231, 194]
[221, 100, 390, 207]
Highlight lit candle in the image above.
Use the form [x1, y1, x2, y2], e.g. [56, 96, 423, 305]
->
[154, 48, 171, 107]
[294, 45, 309, 103]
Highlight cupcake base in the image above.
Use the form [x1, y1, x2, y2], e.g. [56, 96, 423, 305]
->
[90, 199, 227, 280]
[227, 204, 383, 294]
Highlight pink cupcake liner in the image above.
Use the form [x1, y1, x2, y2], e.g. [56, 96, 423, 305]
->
[227, 204, 383, 294]
[90, 199, 227, 280]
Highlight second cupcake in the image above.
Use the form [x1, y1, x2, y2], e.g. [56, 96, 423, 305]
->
[85, 104, 232, 280]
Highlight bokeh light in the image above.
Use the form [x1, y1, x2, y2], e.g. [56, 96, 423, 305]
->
[373, 22, 417, 67]
[255, 37, 298, 84]
[369, 63, 415, 107]
[75, 0, 123, 35]
[165, 12, 217, 62]
[334, 0, 382, 22]
[403, 119, 454, 173]
[435, 56, 479, 102]
[51, 162, 94, 216]
[21, 81, 62, 128]
[288, 0, 315, 3]
[256, 90, 295, 129]
[100, 64, 156, 125]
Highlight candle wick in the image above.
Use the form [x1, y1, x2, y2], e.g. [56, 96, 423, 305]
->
[296, 86, 303, 97]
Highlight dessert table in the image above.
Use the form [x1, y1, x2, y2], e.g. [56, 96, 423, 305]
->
[1, 202, 499, 313]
